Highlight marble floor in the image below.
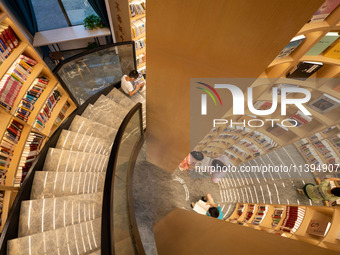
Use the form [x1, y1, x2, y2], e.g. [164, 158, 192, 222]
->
[133, 143, 319, 255]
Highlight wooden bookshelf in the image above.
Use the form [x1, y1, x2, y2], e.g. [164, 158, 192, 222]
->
[195, 5, 340, 190]
[110, 0, 146, 74]
[227, 203, 340, 252]
[0, 4, 76, 233]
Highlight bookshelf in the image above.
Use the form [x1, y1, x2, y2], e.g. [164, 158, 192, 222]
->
[0, 4, 76, 233]
[196, 4, 340, 188]
[227, 203, 340, 252]
[110, 0, 146, 74]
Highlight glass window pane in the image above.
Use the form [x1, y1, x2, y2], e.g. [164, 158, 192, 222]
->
[60, 0, 97, 26]
[31, 0, 69, 31]
[56, 43, 135, 105]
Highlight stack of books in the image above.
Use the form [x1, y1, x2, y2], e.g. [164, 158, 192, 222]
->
[0, 191, 4, 226]
[129, 0, 146, 16]
[313, 140, 339, 165]
[0, 23, 19, 65]
[131, 18, 145, 38]
[280, 206, 305, 234]
[248, 131, 278, 151]
[0, 55, 38, 111]
[223, 151, 238, 162]
[14, 132, 45, 187]
[5, 119, 23, 145]
[54, 101, 70, 126]
[252, 205, 267, 225]
[33, 88, 62, 131]
[271, 207, 285, 228]
[243, 204, 256, 222]
[238, 139, 253, 148]
[289, 110, 312, 127]
[14, 77, 49, 122]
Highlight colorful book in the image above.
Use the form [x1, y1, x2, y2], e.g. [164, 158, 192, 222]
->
[306, 32, 339, 55]
[309, 0, 340, 22]
[277, 35, 306, 58]
[286, 61, 323, 80]
[306, 220, 331, 237]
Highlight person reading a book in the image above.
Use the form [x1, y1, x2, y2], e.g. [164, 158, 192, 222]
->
[191, 193, 223, 220]
[297, 178, 340, 203]
[121, 70, 145, 96]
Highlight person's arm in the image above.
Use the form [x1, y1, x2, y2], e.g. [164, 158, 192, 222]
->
[129, 84, 141, 96]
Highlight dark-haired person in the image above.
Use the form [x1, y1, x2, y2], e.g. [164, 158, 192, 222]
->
[121, 70, 145, 96]
[191, 193, 223, 219]
[178, 150, 205, 171]
[297, 178, 340, 203]
[210, 154, 229, 183]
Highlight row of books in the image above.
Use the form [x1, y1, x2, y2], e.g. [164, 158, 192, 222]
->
[218, 133, 239, 141]
[0, 137, 14, 185]
[14, 132, 45, 187]
[0, 119, 24, 185]
[131, 18, 145, 38]
[14, 77, 49, 122]
[228, 145, 250, 159]
[252, 205, 267, 225]
[0, 191, 3, 226]
[289, 110, 312, 127]
[280, 206, 305, 234]
[129, 0, 146, 16]
[53, 101, 70, 126]
[243, 204, 255, 222]
[136, 53, 146, 67]
[298, 143, 323, 165]
[33, 88, 62, 131]
[271, 207, 285, 228]
[329, 134, 340, 153]
[223, 150, 239, 162]
[0, 23, 19, 65]
[313, 139, 339, 165]
[135, 37, 146, 51]
[237, 139, 263, 157]
[233, 204, 245, 221]
[0, 55, 38, 111]
[248, 131, 278, 152]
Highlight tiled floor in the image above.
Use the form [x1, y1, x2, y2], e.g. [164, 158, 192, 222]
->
[133, 143, 318, 255]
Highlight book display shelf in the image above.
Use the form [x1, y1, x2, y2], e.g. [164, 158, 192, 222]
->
[111, 0, 146, 74]
[0, 4, 76, 233]
[227, 203, 340, 252]
[195, 3, 340, 179]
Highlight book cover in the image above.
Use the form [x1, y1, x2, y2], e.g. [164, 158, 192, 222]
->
[308, 93, 340, 113]
[277, 35, 306, 58]
[306, 32, 339, 55]
[306, 220, 331, 237]
[310, 0, 340, 22]
[286, 61, 323, 80]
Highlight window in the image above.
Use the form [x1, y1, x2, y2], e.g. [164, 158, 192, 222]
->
[31, 0, 97, 31]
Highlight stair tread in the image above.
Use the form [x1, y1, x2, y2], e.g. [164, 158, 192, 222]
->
[81, 104, 124, 130]
[31, 171, 105, 200]
[106, 88, 135, 108]
[69, 115, 118, 141]
[19, 193, 102, 237]
[93, 95, 129, 119]
[8, 218, 101, 255]
[44, 148, 109, 173]
[56, 130, 112, 155]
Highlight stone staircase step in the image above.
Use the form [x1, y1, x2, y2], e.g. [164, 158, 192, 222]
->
[106, 88, 135, 109]
[31, 171, 105, 200]
[18, 193, 102, 237]
[44, 148, 109, 173]
[56, 130, 112, 155]
[93, 95, 129, 119]
[68, 115, 118, 141]
[7, 218, 101, 255]
[81, 104, 123, 130]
